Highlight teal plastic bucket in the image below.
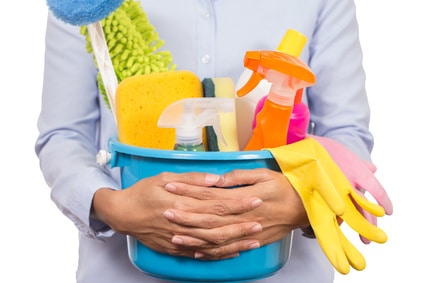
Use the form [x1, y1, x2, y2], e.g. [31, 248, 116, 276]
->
[108, 137, 292, 283]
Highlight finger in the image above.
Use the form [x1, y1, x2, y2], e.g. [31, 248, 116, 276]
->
[215, 168, 273, 188]
[167, 197, 263, 216]
[169, 221, 262, 246]
[163, 207, 262, 228]
[350, 189, 385, 217]
[138, 234, 197, 258]
[351, 193, 376, 244]
[355, 207, 375, 244]
[355, 173, 393, 215]
[337, 224, 366, 271]
[341, 198, 387, 244]
[160, 171, 222, 187]
[165, 181, 262, 204]
[194, 239, 261, 260]
[362, 159, 377, 173]
[305, 197, 350, 274]
[313, 162, 348, 215]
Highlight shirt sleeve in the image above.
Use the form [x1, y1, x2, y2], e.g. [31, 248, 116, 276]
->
[35, 13, 119, 240]
[306, 0, 374, 161]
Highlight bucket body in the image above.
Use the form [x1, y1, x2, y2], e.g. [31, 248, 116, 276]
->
[108, 137, 292, 283]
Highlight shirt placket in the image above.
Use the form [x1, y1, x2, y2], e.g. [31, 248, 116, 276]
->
[196, 0, 216, 78]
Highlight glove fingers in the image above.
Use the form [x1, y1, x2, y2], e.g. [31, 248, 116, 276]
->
[313, 164, 346, 215]
[363, 159, 377, 173]
[355, 175, 393, 215]
[350, 188, 385, 217]
[353, 203, 376, 244]
[337, 225, 366, 271]
[342, 199, 388, 243]
[306, 200, 350, 274]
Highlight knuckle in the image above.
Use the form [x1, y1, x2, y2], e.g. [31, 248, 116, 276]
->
[210, 247, 225, 257]
[213, 202, 229, 216]
[202, 215, 219, 228]
[158, 171, 174, 181]
[199, 189, 213, 200]
[211, 234, 227, 245]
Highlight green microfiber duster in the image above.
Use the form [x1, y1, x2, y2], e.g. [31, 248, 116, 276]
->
[81, 0, 176, 108]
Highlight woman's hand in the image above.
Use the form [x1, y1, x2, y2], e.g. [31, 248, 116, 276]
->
[163, 168, 309, 259]
[91, 172, 263, 259]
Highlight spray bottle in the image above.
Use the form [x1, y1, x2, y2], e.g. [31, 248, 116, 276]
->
[157, 98, 234, 151]
[235, 29, 307, 148]
[237, 51, 315, 150]
[286, 88, 310, 144]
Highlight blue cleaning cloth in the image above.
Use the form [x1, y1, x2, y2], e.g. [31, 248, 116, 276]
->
[47, 0, 124, 26]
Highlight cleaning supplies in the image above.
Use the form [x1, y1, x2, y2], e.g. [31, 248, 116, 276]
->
[158, 98, 235, 151]
[265, 137, 388, 274]
[80, 0, 175, 109]
[202, 78, 240, 151]
[47, 0, 124, 122]
[287, 89, 310, 143]
[46, 0, 124, 25]
[237, 51, 315, 150]
[235, 29, 307, 148]
[116, 70, 203, 149]
[311, 135, 393, 244]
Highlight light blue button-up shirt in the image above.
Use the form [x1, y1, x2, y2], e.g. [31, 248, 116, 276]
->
[36, 0, 372, 282]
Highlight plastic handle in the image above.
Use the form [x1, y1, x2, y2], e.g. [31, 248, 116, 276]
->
[236, 51, 315, 98]
[87, 22, 118, 123]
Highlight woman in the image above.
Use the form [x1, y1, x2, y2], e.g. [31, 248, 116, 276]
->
[36, 0, 373, 282]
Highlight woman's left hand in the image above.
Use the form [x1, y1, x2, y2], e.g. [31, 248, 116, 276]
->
[163, 168, 309, 260]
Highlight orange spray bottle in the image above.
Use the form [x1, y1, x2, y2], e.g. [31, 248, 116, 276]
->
[236, 29, 307, 148]
[237, 51, 315, 150]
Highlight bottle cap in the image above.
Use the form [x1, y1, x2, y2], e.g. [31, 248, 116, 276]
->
[277, 29, 307, 57]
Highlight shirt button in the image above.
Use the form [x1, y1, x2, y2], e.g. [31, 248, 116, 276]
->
[202, 11, 210, 19]
[201, 54, 210, 64]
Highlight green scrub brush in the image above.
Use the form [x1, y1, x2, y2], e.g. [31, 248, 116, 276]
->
[80, 0, 176, 109]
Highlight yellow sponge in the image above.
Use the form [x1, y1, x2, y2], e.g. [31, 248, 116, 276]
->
[116, 70, 203, 149]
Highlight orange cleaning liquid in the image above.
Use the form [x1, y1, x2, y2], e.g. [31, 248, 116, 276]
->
[244, 98, 293, 150]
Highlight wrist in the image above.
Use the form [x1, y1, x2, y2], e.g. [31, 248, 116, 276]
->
[91, 187, 117, 224]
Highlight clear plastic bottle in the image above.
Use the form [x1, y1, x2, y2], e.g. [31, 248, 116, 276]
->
[158, 97, 234, 151]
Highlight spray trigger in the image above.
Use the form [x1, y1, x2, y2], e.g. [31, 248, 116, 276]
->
[158, 98, 235, 147]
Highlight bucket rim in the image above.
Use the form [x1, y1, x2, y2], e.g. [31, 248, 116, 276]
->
[108, 137, 274, 161]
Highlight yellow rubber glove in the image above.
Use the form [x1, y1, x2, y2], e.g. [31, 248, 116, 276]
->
[312, 135, 393, 244]
[266, 137, 387, 274]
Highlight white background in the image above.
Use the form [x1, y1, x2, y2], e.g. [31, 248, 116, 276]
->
[1, 1, 422, 282]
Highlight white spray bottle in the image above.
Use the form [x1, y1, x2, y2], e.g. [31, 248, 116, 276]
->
[158, 98, 235, 151]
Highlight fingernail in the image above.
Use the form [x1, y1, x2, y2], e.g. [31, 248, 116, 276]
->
[163, 209, 175, 220]
[251, 198, 263, 208]
[194, 252, 205, 258]
[165, 183, 177, 192]
[172, 236, 183, 245]
[249, 241, 260, 249]
[205, 174, 220, 185]
[251, 224, 262, 233]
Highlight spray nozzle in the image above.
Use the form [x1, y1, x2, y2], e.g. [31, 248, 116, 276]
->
[236, 51, 315, 105]
[158, 98, 235, 147]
